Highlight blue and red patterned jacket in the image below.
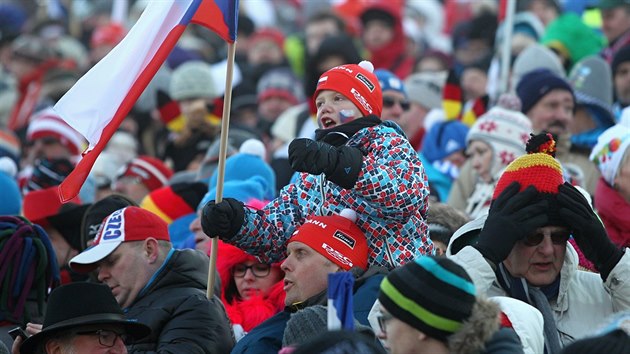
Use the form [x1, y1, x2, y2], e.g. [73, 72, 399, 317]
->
[226, 120, 434, 270]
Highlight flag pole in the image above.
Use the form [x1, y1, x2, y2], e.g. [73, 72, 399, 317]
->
[207, 41, 236, 299]
[499, 0, 516, 95]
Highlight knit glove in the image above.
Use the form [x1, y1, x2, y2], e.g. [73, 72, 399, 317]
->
[201, 198, 245, 240]
[473, 182, 550, 265]
[288, 138, 363, 189]
[557, 182, 624, 281]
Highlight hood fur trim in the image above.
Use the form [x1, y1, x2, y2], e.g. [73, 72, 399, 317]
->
[448, 298, 500, 354]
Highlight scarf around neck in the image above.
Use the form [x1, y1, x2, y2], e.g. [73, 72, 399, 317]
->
[314, 116, 381, 147]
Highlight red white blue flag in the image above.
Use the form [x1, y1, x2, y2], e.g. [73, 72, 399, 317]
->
[53, 0, 238, 202]
[327, 272, 355, 330]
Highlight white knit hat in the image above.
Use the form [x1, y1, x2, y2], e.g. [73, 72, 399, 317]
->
[27, 107, 86, 156]
[590, 124, 630, 186]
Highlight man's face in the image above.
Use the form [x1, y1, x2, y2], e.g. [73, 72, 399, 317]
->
[399, 102, 428, 137]
[46, 227, 78, 270]
[527, 89, 574, 136]
[461, 67, 488, 101]
[615, 61, 630, 106]
[48, 325, 128, 354]
[362, 20, 394, 50]
[112, 176, 150, 204]
[377, 305, 422, 354]
[503, 226, 569, 286]
[381, 91, 409, 122]
[258, 95, 294, 122]
[247, 39, 284, 66]
[190, 211, 210, 253]
[601, 7, 630, 43]
[281, 241, 340, 306]
[97, 242, 151, 308]
[305, 19, 340, 55]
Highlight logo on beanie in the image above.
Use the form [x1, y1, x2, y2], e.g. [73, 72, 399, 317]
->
[305, 218, 328, 229]
[356, 73, 375, 92]
[350, 88, 373, 114]
[322, 242, 353, 268]
[101, 209, 125, 241]
[333, 231, 356, 249]
[318, 76, 328, 85]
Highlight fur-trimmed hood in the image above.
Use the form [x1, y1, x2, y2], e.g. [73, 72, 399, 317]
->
[449, 298, 500, 354]
[213, 240, 285, 332]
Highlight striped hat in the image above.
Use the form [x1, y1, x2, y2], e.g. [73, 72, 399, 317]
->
[116, 156, 173, 192]
[378, 256, 476, 342]
[492, 133, 564, 200]
[140, 182, 207, 224]
[26, 108, 86, 156]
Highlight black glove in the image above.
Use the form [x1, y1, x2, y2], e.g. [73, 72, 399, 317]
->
[474, 182, 550, 265]
[557, 182, 624, 281]
[288, 138, 363, 189]
[200, 198, 245, 240]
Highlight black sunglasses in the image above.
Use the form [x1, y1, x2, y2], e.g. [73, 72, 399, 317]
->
[383, 96, 410, 111]
[522, 231, 571, 247]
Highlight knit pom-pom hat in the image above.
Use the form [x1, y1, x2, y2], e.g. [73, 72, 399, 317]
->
[314, 60, 383, 118]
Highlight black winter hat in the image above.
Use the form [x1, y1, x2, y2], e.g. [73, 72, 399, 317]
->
[559, 329, 630, 354]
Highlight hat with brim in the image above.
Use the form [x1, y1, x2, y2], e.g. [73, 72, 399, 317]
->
[21, 282, 150, 353]
[47, 203, 91, 251]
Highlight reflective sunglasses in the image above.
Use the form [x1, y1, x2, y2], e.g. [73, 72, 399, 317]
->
[232, 263, 271, 278]
[75, 329, 129, 347]
[522, 231, 571, 247]
[383, 96, 410, 111]
[377, 312, 394, 335]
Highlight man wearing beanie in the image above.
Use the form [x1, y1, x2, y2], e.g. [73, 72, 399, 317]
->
[516, 68, 600, 195]
[201, 60, 433, 270]
[598, 0, 630, 63]
[231, 209, 387, 354]
[377, 255, 521, 354]
[450, 133, 630, 352]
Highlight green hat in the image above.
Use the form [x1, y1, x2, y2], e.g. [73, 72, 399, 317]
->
[597, 0, 630, 9]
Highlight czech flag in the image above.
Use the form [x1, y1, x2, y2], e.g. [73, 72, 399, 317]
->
[53, 0, 238, 202]
[327, 272, 355, 330]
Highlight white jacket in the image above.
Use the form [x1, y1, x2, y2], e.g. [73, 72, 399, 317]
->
[450, 243, 630, 346]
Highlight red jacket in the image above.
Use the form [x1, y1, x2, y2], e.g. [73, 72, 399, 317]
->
[594, 178, 630, 247]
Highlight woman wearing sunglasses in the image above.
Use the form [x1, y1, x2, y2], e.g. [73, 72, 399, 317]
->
[215, 240, 285, 341]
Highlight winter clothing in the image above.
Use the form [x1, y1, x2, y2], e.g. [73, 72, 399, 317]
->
[116, 156, 173, 192]
[590, 124, 630, 187]
[215, 240, 284, 341]
[490, 297, 544, 354]
[209, 119, 432, 270]
[121, 248, 235, 353]
[465, 106, 532, 218]
[169, 61, 216, 101]
[452, 239, 630, 347]
[140, 182, 207, 224]
[594, 178, 630, 247]
[314, 61, 383, 118]
[560, 329, 630, 354]
[231, 268, 385, 354]
[379, 256, 477, 342]
[516, 69, 574, 115]
[542, 13, 605, 69]
[422, 120, 469, 164]
[26, 107, 86, 156]
[375, 69, 406, 97]
[404, 71, 446, 110]
[257, 68, 304, 105]
[0, 170, 21, 215]
[510, 44, 565, 92]
[289, 209, 368, 271]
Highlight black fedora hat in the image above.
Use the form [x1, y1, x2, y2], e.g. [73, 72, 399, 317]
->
[21, 282, 150, 353]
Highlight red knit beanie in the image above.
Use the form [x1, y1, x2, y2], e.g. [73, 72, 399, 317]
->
[116, 156, 173, 191]
[314, 61, 383, 117]
[492, 133, 564, 200]
[289, 209, 368, 271]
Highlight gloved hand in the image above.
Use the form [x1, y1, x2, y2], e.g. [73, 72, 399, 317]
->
[557, 182, 624, 281]
[473, 182, 550, 265]
[288, 138, 363, 189]
[201, 198, 245, 240]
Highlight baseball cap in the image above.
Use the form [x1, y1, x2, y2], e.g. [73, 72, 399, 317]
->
[70, 206, 170, 273]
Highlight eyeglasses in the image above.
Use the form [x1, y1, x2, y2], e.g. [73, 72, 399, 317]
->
[75, 329, 129, 347]
[377, 313, 394, 335]
[232, 263, 271, 278]
[522, 231, 571, 247]
[383, 96, 410, 111]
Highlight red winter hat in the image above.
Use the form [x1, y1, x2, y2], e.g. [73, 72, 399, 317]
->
[26, 108, 86, 156]
[139, 182, 207, 224]
[116, 156, 173, 191]
[250, 27, 285, 50]
[69, 206, 170, 273]
[289, 209, 368, 271]
[90, 22, 126, 48]
[314, 60, 383, 117]
[23, 186, 82, 227]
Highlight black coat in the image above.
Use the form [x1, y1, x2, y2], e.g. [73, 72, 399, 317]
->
[126, 249, 235, 353]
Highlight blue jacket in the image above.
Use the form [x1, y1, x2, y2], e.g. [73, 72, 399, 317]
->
[229, 121, 434, 269]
